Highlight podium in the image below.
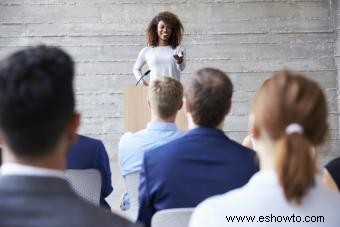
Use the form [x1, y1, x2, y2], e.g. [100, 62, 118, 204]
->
[123, 86, 188, 132]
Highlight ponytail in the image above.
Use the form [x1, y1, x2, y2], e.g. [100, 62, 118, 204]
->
[276, 134, 316, 204]
[253, 71, 328, 204]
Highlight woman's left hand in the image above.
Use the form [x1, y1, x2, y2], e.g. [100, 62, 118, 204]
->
[173, 51, 184, 64]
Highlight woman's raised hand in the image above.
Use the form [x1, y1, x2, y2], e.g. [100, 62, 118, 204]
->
[173, 51, 184, 64]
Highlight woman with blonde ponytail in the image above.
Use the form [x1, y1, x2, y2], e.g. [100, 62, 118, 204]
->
[189, 70, 340, 227]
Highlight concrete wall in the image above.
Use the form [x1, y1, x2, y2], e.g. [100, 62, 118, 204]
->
[334, 0, 340, 161]
[0, 0, 339, 163]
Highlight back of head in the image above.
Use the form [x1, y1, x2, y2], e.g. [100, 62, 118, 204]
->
[0, 45, 75, 159]
[148, 76, 183, 120]
[186, 68, 233, 127]
[253, 70, 328, 204]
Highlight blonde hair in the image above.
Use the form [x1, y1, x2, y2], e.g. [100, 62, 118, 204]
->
[253, 70, 328, 204]
[148, 77, 183, 119]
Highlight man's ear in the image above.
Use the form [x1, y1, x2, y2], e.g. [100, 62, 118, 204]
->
[67, 113, 80, 144]
[225, 100, 232, 115]
[252, 124, 261, 139]
[178, 99, 183, 110]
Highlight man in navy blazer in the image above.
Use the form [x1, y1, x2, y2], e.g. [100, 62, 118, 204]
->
[67, 135, 113, 209]
[0, 46, 139, 227]
[137, 68, 259, 227]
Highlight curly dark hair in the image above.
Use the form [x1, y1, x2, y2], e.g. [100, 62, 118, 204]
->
[146, 11, 184, 49]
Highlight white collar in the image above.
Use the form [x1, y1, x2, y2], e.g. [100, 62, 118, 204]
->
[1, 163, 66, 179]
[247, 170, 278, 186]
[248, 169, 322, 188]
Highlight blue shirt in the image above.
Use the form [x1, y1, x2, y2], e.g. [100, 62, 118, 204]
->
[118, 122, 183, 176]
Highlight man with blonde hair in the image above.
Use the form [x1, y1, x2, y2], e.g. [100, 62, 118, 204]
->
[137, 68, 259, 227]
[119, 76, 184, 177]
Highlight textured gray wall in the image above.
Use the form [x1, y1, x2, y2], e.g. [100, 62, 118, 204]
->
[335, 0, 340, 161]
[0, 0, 339, 164]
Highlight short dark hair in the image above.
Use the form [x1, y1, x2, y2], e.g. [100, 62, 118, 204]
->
[146, 11, 184, 49]
[0, 45, 75, 158]
[185, 68, 233, 127]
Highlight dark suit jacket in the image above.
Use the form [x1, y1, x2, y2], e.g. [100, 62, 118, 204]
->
[326, 157, 340, 190]
[0, 175, 141, 227]
[137, 127, 259, 227]
[67, 135, 113, 209]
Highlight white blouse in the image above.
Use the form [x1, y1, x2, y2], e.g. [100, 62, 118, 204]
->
[133, 45, 186, 84]
[189, 170, 340, 227]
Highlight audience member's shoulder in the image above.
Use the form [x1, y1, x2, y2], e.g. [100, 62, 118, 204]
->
[144, 135, 183, 159]
[144, 143, 163, 158]
[326, 156, 340, 169]
[119, 131, 133, 141]
[118, 131, 136, 147]
[191, 190, 245, 226]
[227, 137, 256, 154]
[119, 129, 152, 145]
[317, 180, 340, 201]
[78, 135, 102, 145]
[121, 129, 149, 139]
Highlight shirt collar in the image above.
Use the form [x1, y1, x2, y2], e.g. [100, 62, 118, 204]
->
[186, 127, 227, 137]
[247, 169, 322, 188]
[1, 163, 66, 180]
[146, 122, 178, 131]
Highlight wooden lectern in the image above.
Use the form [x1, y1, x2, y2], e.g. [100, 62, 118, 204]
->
[123, 86, 188, 132]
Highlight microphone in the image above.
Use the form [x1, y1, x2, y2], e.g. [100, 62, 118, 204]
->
[136, 70, 151, 86]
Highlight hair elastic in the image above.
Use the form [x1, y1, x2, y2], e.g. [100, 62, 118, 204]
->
[286, 123, 304, 135]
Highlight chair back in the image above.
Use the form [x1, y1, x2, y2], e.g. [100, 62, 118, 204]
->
[66, 169, 102, 206]
[124, 171, 140, 221]
[151, 208, 194, 227]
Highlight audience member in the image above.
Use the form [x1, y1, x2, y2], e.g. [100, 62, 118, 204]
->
[137, 68, 259, 227]
[323, 157, 340, 192]
[190, 70, 340, 227]
[118, 76, 184, 176]
[118, 76, 183, 211]
[67, 134, 113, 209]
[0, 46, 141, 227]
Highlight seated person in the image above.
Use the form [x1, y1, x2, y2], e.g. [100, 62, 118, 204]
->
[323, 156, 340, 192]
[137, 68, 259, 227]
[67, 134, 113, 209]
[118, 76, 184, 176]
[189, 70, 340, 227]
[0, 45, 140, 227]
[119, 76, 184, 211]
